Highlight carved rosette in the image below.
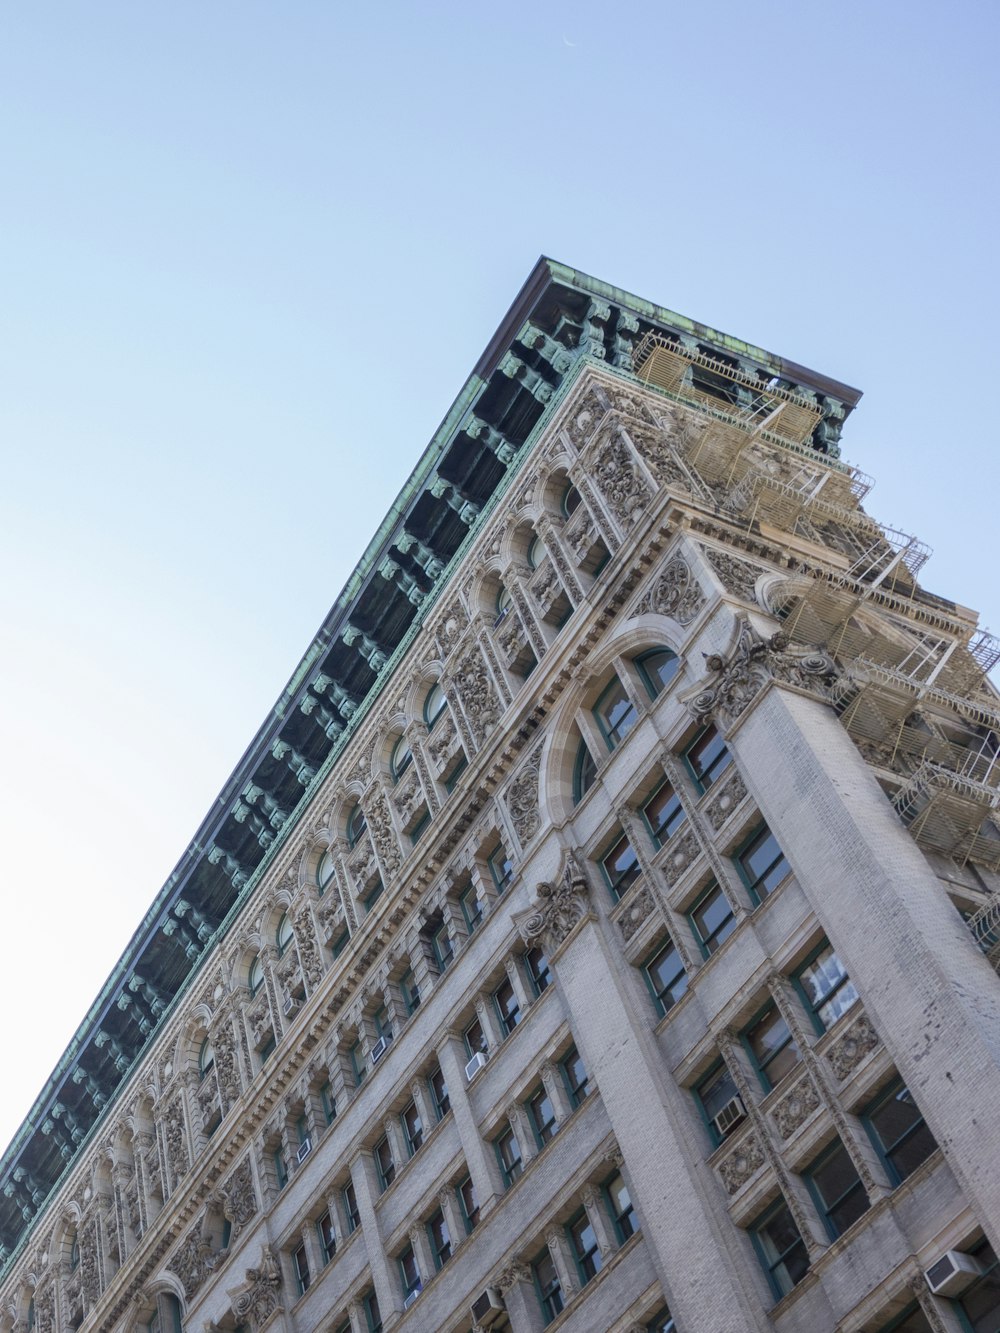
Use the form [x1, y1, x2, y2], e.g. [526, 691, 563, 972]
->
[515, 861, 590, 954]
[504, 748, 542, 846]
[660, 827, 703, 887]
[717, 1130, 766, 1195]
[825, 1010, 880, 1081]
[617, 885, 655, 942]
[632, 554, 706, 626]
[703, 767, 748, 832]
[770, 1073, 822, 1141]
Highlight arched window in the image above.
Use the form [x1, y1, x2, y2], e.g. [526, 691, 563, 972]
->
[248, 955, 263, 996]
[27, 1298, 35, 1331]
[317, 849, 336, 895]
[347, 802, 367, 848]
[593, 676, 638, 750]
[527, 534, 544, 569]
[634, 647, 680, 699]
[495, 584, 513, 620]
[573, 739, 597, 806]
[561, 482, 581, 517]
[276, 913, 294, 957]
[198, 1036, 214, 1081]
[390, 735, 413, 782]
[69, 1232, 80, 1271]
[423, 683, 446, 729]
[146, 1292, 183, 1333]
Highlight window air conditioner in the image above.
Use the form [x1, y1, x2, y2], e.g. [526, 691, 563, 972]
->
[295, 1137, 312, 1164]
[370, 1036, 390, 1066]
[403, 1286, 422, 1309]
[282, 994, 298, 1017]
[465, 1051, 488, 1082]
[470, 1286, 505, 1325]
[711, 1095, 746, 1139]
[924, 1250, 983, 1297]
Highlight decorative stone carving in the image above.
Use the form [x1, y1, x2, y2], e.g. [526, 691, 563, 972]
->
[450, 647, 501, 747]
[516, 858, 590, 953]
[391, 766, 423, 826]
[632, 555, 706, 625]
[505, 747, 542, 846]
[703, 546, 762, 602]
[496, 611, 530, 667]
[563, 384, 611, 450]
[161, 1098, 188, 1190]
[770, 1073, 822, 1141]
[366, 787, 401, 879]
[825, 1010, 881, 1081]
[590, 429, 652, 529]
[717, 1131, 766, 1195]
[167, 1226, 216, 1300]
[229, 1246, 282, 1331]
[210, 1022, 240, 1107]
[660, 827, 703, 887]
[495, 1260, 531, 1293]
[617, 885, 655, 942]
[291, 912, 323, 990]
[528, 560, 562, 617]
[703, 768, 748, 832]
[221, 1157, 257, 1236]
[434, 600, 469, 659]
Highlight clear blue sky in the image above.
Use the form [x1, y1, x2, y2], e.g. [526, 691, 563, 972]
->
[1, 1, 997, 1153]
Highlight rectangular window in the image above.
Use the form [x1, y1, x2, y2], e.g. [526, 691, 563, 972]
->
[457, 1175, 479, 1232]
[527, 1087, 557, 1147]
[363, 1290, 382, 1333]
[373, 1005, 393, 1042]
[319, 1081, 336, 1126]
[643, 938, 688, 1016]
[444, 753, 468, 793]
[410, 811, 430, 845]
[495, 1126, 523, 1187]
[427, 1208, 452, 1269]
[689, 883, 737, 957]
[488, 844, 514, 893]
[259, 1035, 276, 1066]
[364, 881, 384, 914]
[568, 1211, 602, 1284]
[561, 1047, 591, 1107]
[398, 1245, 421, 1299]
[374, 1136, 396, 1191]
[342, 1181, 360, 1234]
[863, 1082, 937, 1185]
[428, 1066, 450, 1120]
[524, 946, 551, 996]
[737, 825, 791, 903]
[695, 1063, 745, 1146]
[274, 1149, 288, 1190]
[794, 943, 859, 1033]
[493, 977, 521, 1036]
[743, 1004, 800, 1092]
[594, 676, 638, 750]
[955, 1239, 1000, 1331]
[292, 1241, 310, 1296]
[331, 928, 350, 959]
[317, 1210, 336, 1264]
[350, 1041, 366, 1088]
[401, 1101, 424, 1156]
[605, 1170, 637, 1242]
[463, 1016, 487, 1058]
[684, 726, 733, 792]
[751, 1200, 810, 1301]
[459, 884, 483, 933]
[601, 831, 641, 901]
[642, 781, 686, 846]
[431, 921, 453, 973]
[646, 1309, 676, 1333]
[533, 1250, 564, 1325]
[806, 1139, 870, 1239]
[400, 968, 420, 1015]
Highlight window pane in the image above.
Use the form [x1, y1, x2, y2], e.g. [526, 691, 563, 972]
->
[745, 1008, 799, 1088]
[595, 678, 637, 748]
[868, 1085, 937, 1183]
[646, 940, 688, 1014]
[563, 1049, 590, 1105]
[602, 834, 640, 899]
[570, 1213, 602, 1281]
[692, 887, 736, 954]
[636, 648, 680, 696]
[529, 1089, 556, 1143]
[525, 946, 551, 994]
[644, 783, 686, 845]
[686, 727, 732, 789]
[756, 1204, 810, 1297]
[958, 1243, 1000, 1332]
[607, 1171, 636, 1239]
[495, 979, 521, 1035]
[699, 1066, 739, 1122]
[811, 1142, 869, 1236]
[799, 946, 859, 1029]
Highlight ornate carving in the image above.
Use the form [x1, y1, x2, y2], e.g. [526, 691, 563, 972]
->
[825, 1010, 880, 1081]
[617, 885, 655, 942]
[703, 768, 748, 831]
[516, 859, 590, 952]
[450, 647, 501, 747]
[703, 546, 762, 602]
[391, 766, 423, 826]
[434, 600, 469, 659]
[590, 428, 651, 529]
[770, 1074, 822, 1141]
[161, 1097, 188, 1190]
[660, 826, 703, 887]
[505, 747, 542, 846]
[528, 560, 562, 616]
[229, 1246, 282, 1331]
[717, 1131, 766, 1195]
[167, 1226, 216, 1300]
[292, 911, 323, 990]
[632, 554, 706, 626]
[221, 1157, 257, 1236]
[563, 384, 611, 450]
[495, 1260, 531, 1292]
[366, 787, 401, 879]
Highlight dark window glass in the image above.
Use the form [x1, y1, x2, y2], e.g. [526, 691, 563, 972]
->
[432, 921, 453, 972]
[458, 1175, 480, 1231]
[808, 1139, 870, 1238]
[401, 1101, 423, 1156]
[606, 1170, 637, 1241]
[364, 881, 383, 914]
[562, 1048, 590, 1106]
[459, 884, 483, 933]
[274, 1150, 288, 1190]
[464, 1016, 487, 1058]
[347, 803, 367, 847]
[399, 1244, 421, 1298]
[573, 738, 597, 805]
[643, 781, 686, 845]
[644, 939, 688, 1016]
[594, 677, 637, 749]
[320, 1081, 336, 1125]
[635, 648, 680, 698]
[427, 1208, 452, 1269]
[374, 1136, 395, 1191]
[488, 844, 514, 892]
[364, 1290, 382, 1333]
[738, 826, 791, 902]
[525, 946, 551, 995]
[569, 1211, 602, 1282]
[317, 1209, 336, 1263]
[350, 1040, 366, 1087]
[753, 1201, 810, 1300]
[646, 1309, 677, 1333]
[292, 1242, 310, 1295]
[429, 1066, 450, 1119]
[696, 1064, 745, 1144]
[865, 1083, 937, 1184]
[390, 735, 413, 782]
[496, 1126, 522, 1187]
[690, 884, 736, 956]
[494, 978, 521, 1036]
[400, 968, 420, 1015]
[957, 1241, 1000, 1332]
[534, 1251, 564, 1324]
[342, 1182, 360, 1233]
[528, 1088, 557, 1145]
[602, 832, 640, 900]
[744, 1006, 800, 1090]
[685, 726, 733, 790]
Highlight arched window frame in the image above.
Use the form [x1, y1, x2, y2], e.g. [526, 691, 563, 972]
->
[317, 848, 336, 896]
[390, 734, 413, 783]
[248, 954, 263, 997]
[198, 1036, 214, 1081]
[275, 912, 293, 957]
[572, 738, 597, 806]
[633, 647, 681, 700]
[346, 802, 367, 848]
[423, 682, 447, 730]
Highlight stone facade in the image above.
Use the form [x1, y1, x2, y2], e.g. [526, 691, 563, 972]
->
[2, 270, 999, 1333]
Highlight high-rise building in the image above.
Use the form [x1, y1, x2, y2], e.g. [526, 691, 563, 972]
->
[2, 259, 999, 1333]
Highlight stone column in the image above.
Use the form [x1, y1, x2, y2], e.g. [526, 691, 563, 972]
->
[496, 1259, 547, 1333]
[350, 1151, 398, 1321]
[436, 1033, 504, 1214]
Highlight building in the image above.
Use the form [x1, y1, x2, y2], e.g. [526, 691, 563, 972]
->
[2, 258, 999, 1333]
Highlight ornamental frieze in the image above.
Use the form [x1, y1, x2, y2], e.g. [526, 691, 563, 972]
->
[717, 1129, 766, 1196]
[448, 646, 501, 747]
[702, 546, 763, 603]
[770, 1072, 822, 1141]
[632, 555, 705, 626]
[504, 746, 543, 847]
[703, 767, 749, 832]
[617, 885, 656, 943]
[825, 1009, 881, 1081]
[589, 428, 652, 529]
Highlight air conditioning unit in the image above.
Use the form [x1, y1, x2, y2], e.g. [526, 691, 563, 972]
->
[711, 1095, 746, 1140]
[924, 1250, 983, 1297]
[295, 1137, 312, 1164]
[282, 994, 298, 1017]
[465, 1051, 488, 1082]
[370, 1036, 390, 1066]
[403, 1286, 422, 1309]
[470, 1286, 505, 1325]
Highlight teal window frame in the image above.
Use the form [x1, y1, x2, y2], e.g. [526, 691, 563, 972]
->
[603, 1170, 637, 1243]
[457, 1175, 479, 1232]
[349, 1040, 366, 1088]
[600, 830, 641, 901]
[532, 1248, 564, 1325]
[374, 1135, 396, 1191]
[459, 883, 483, 933]
[399, 1242, 421, 1299]
[342, 1181, 360, 1233]
[804, 1138, 870, 1240]
[428, 1066, 450, 1119]
[487, 843, 514, 893]
[319, 1080, 336, 1125]
[363, 881, 384, 914]
[463, 1016, 487, 1058]
[493, 977, 521, 1037]
[862, 1081, 937, 1186]
[316, 1209, 336, 1264]
[292, 1240, 310, 1296]
[560, 1047, 590, 1107]
[593, 676, 638, 750]
[572, 738, 597, 805]
[400, 1100, 423, 1157]
[524, 946, 551, 996]
[494, 1125, 522, 1188]
[683, 725, 733, 792]
[431, 920, 453, 973]
[735, 824, 791, 904]
[953, 1238, 1000, 1331]
[642, 937, 688, 1017]
[444, 753, 468, 792]
[426, 1208, 452, 1270]
[390, 734, 413, 783]
[527, 1086, 557, 1148]
[400, 967, 420, 1015]
[346, 802, 367, 848]
[567, 1209, 602, 1285]
[688, 882, 737, 957]
[750, 1198, 810, 1301]
[694, 1061, 743, 1148]
[741, 1002, 800, 1093]
[274, 1149, 288, 1190]
[792, 942, 859, 1035]
[331, 928, 350, 959]
[248, 954, 263, 996]
[642, 780, 686, 846]
[258, 1035, 276, 1066]
[275, 912, 293, 957]
[410, 811, 430, 845]
[634, 647, 680, 699]
[423, 682, 446, 729]
[198, 1036, 214, 1081]
[363, 1290, 382, 1333]
[295, 1113, 309, 1147]
[317, 848, 336, 895]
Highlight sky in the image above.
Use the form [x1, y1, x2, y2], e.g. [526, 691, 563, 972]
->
[0, 1, 997, 1156]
